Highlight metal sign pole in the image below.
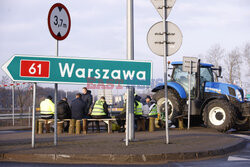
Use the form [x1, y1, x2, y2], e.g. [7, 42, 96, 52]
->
[127, 0, 135, 142]
[12, 81, 15, 126]
[188, 61, 192, 130]
[128, 87, 134, 141]
[125, 88, 129, 146]
[32, 83, 36, 148]
[54, 40, 58, 146]
[163, 0, 169, 144]
[28, 106, 31, 127]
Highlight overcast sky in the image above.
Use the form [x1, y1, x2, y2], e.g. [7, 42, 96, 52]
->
[0, 0, 249, 93]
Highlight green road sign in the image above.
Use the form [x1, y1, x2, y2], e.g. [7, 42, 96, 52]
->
[2, 55, 152, 86]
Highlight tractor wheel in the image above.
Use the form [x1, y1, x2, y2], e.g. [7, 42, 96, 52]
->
[203, 99, 236, 132]
[154, 89, 183, 125]
[235, 117, 250, 131]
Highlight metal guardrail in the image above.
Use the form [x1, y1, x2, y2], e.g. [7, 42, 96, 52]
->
[0, 108, 123, 120]
[0, 113, 41, 120]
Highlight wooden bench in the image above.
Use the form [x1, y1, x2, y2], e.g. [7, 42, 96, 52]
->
[37, 117, 152, 134]
[37, 118, 117, 134]
[83, 118, 117, 134]
[175, 115, 186, 130]
[37, 119, 72, 134]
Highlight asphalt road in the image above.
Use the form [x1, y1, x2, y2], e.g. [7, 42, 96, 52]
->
[0, 132, 249, 167]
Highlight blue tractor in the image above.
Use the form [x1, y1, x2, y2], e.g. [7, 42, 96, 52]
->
[152, 60, 250, 132]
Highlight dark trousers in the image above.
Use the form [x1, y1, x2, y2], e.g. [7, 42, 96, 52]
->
[116, 113, 126, 129]
[134, 115, 143, 128]
[91, 115, 110, 131]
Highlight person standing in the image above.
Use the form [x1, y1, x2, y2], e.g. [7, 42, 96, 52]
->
[40, 95, 55, 119]
[71, 93, 86, 120]
[81, 87, 93, 115]
[91, 96, 109, 132]
[145, 96, 158, 118]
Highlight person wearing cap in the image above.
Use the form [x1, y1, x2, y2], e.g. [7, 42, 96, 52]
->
[40, 95, 55, 119]
[57, 97, 71, 120]
[91, 96, 109, 132]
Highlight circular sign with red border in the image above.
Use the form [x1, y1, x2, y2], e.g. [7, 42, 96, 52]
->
[48, 3, 71, 40]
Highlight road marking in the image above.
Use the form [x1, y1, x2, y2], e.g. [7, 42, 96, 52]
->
[231, 134, 250, 140]
[228, 156, 250, 161]
[0, 131, 15, 134]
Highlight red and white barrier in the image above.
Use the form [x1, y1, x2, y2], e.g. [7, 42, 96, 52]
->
[0, 82, 27, 88]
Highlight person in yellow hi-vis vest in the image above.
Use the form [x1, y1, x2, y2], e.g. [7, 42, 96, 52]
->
[40, 95, 55, 119]
[91, 96, 109, 132]
[134, 94, 143, 118]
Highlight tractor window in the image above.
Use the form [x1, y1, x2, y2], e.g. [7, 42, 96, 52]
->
[200, 67, 214, 84]
[172, 65, 196, 98]
[172, 65, 188, 83]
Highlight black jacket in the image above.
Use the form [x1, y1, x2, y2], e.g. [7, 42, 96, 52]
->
[81, 90, 93, 114]
[103, 102, 109, 115]
[71, 98, 86, 120]
[57, 100, 71, 120]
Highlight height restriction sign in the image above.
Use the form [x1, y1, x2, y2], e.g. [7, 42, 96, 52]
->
[48, 3, 71, 40]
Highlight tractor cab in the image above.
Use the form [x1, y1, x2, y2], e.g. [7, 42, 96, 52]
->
[170, 61, 216, 99]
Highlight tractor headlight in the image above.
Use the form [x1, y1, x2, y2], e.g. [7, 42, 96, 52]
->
[235, 89, 243, 101]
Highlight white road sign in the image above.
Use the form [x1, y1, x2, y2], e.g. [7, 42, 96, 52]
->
[48, 3, 71, 40]
[182, 57, 198, 73]
[147, 21, 183, 56]
[151, 0, 176, 19]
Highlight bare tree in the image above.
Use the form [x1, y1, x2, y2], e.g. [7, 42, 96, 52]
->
[16, 83, 33, 113]
[204, 44, 225, 67]
[0, 76, 11, 108]
[243, 43, 250, 77]
[224, 47, 242, 85]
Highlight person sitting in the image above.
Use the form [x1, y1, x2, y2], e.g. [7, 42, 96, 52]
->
[91, 96, 109, 132]
[57, 97, 71, 132]
[57, 97, 71, 120]
[71, 93, 86, 120]
[40, 95, 54, 119]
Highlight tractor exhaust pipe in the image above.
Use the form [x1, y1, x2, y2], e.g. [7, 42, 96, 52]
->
[197, 59, 201, 100]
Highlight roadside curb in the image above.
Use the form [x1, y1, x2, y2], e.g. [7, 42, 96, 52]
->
[0, 127, 31, 131]
[0, 139, 247, 164]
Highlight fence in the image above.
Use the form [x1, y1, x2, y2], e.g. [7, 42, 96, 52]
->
[0, 108, 40, 127]
[0, 107, 122, 127]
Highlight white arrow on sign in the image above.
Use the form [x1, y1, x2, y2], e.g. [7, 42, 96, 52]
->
[147, 21, 183, 56]
[151, 0, 176, 19]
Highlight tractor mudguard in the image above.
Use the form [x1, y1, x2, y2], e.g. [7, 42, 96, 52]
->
[201, 93, 229, 113]
[152, 82, 187, 99]
[242, 101, 250, 117]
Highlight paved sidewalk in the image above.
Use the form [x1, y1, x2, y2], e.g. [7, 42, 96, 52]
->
[0, 127, 246, 164]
